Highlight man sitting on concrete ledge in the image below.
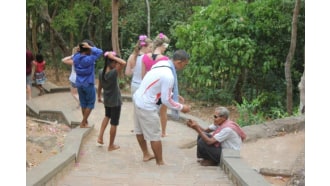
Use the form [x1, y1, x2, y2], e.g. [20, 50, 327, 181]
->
[186, 106, 246, 166]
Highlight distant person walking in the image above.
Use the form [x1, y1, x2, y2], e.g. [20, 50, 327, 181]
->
[97, 51, 126, 151]
[133, 50, 191, 165]
[73, 40, 103, 128]
[26, 49, 34, 100]
[33, 53, 46, 96]
[62, 46, 80, 108]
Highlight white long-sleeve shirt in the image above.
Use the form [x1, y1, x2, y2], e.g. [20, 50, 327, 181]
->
[133, 60, 183, 111]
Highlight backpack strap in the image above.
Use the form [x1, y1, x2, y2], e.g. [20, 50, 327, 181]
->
[151, 53, 158, 61]
[151, 65, 171, 70]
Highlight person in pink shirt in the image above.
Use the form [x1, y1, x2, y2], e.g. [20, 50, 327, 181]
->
[125, 35, 153, 95]
[33, 53, 46, 96]
[141, 33, 171, 137]
[141, 33, 170, 78]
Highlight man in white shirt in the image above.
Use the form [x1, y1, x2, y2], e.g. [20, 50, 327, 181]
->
[133, 50, 191, 165]
[187, 107, 246, 166]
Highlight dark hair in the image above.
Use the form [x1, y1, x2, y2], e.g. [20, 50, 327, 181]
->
[82, 39, 95, 46]
[35, 53, 44, 63]
[79, 39, 95, 53]
[173, 50, 190, 61]
[102, 55, 116, 81]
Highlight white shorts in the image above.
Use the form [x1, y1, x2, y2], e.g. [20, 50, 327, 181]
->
[134, 104, 161, 141]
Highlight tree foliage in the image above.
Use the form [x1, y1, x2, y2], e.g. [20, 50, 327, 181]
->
[26, 0, 305, 120]
[173, 0, 305, 117]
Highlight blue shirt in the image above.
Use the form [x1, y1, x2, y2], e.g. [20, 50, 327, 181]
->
[169, 60, 180, 120]
[73, 47, 103, 87]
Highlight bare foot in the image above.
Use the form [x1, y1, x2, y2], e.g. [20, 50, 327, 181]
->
[161, 133, 168, 137]
[200, 159, 218, 166]
[156, 160, 165, 165]
[97, 139, 104, 146]
[143, 154, 155, 162]
[80, 125, 91, 128]
[108, 145, 120, 151]
[80, 122, 91, 128]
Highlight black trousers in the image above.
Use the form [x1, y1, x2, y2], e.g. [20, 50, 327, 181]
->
[197, 133, 222, 164]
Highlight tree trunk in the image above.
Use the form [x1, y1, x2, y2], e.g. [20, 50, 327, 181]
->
[39, 4, 70, 56]
[298, 70, 305, 114]
[26, 11, 32, 50]
[50, 29, 60, 82]
[285, 0, 300, 115]
[88, 0, 97, 42]
[32, 17, 38, 54]
[145, 0, 150, 37]
[234, 72, 244, 104]
[112, 0, 121, 57]
[69, 0, 75, 49]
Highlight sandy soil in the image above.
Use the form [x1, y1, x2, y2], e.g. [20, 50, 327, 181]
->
[241, 130, 305, 186]
[26, 116, 71, 170]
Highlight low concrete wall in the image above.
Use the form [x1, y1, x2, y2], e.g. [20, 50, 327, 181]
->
[26, 124, 93, 186]
[219, 115, 304, 186]
[220, 149, 271, 186]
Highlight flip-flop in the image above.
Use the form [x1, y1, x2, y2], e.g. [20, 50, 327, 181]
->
[96, 140, 104, 146]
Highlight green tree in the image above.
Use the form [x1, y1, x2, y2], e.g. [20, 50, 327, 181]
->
[174, 0, 257, 103]
[173, 0, 305, 118]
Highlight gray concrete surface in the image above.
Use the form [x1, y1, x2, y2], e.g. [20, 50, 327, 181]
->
[26, 82, 304, 186]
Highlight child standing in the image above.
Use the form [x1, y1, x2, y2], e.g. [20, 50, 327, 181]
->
[33, 53, 46, 96]
[97, 51, 126, 151]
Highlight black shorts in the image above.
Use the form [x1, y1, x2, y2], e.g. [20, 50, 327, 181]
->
[105, 105, 121, 126]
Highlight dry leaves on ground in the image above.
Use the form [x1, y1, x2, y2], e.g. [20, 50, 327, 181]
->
[26, 116, 71, 170]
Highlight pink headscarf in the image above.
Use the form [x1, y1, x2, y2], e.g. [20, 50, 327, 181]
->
[212, 120, 247, 147]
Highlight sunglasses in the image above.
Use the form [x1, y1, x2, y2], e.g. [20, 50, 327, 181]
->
[214, 115, 224, 119]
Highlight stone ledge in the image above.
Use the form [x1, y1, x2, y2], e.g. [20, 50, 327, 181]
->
[220, 149, 271, 186]
[26, 151, 76, 186]
[242, 115, 305, 143]
[26, 125, 93, 186]
[26, 103, 80, 128]
[62, 125, 94, 160]
[41, 82, 70, 93]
